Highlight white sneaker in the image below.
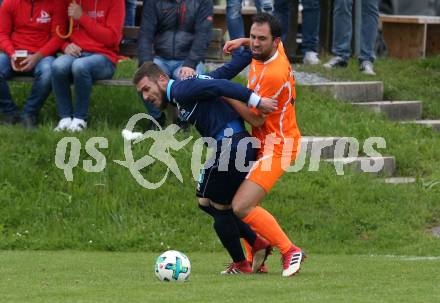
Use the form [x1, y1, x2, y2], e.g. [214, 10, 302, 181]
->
[121, 129, 143, 141]
[360, 60, 376, 75]
[303, 51, 320, 65]
[323, 56, 348, 69]
[54, 117, 72, 132]
[281, 247, 305, 277]
[68, 118, 87, 132]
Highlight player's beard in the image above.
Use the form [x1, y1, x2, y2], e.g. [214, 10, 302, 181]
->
[252, 47, 272, 62]
[158, 98, 167, 111]
[156, 84, 168, 111]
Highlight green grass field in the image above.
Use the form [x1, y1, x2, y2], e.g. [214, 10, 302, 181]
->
[1, 56, 440, 302]
[1, 251, 439, 303]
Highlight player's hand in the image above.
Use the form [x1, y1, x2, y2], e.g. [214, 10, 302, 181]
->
[179, 66, 196, 79]
[64, 43, 82, 57]
[68, 0, 83, 20]
[19, 53, 43, 72]
[258, 97, 278, 113]
[223, 38, 249, 54]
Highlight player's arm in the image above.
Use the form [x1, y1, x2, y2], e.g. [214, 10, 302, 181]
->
[206, 48, 252, 80]
[223, 38, 251, 54]
[177, 78, 277, 112]
[222, 97, 265, 127]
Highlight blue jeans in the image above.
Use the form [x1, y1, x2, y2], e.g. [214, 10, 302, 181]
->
[332, 0, 379, 62]
[301, 0, 320, 53]
[125, 0, 137, 26]
[142, 57, 204, 119]
[51, 53, 115, 120]
[274, 0, 294, 44]
[0, 53, 54, 117]
[226, 0, 274, 40]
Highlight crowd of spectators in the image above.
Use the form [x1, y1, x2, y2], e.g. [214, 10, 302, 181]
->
[0, 0, 380, 130]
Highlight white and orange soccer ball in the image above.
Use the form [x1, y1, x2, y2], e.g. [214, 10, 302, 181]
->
[154, 250, 191, 282]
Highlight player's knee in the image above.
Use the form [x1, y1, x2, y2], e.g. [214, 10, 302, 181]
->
[232, 202, 249, 218]
[210, 201, 231, 211]
[198, 198, 210, 207]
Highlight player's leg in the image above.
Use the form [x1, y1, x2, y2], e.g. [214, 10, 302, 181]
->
[198, 195, 270, 273]
[241, 236, 270, 273]
[232, 155, 304, 276]
[196, 132, 270, 273]
[232, 180, 304, 276]
[197, 198, 251, 274]
[199, 197, 270, 273]
[209, 200, 270, 273]
[232, 179, 296, 251]
[198, 197, 216, 216]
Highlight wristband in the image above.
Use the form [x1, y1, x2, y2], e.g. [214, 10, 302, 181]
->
[248, 93, 261, 108]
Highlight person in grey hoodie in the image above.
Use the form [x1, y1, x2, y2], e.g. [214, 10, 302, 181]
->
[138, 0, 213, 129]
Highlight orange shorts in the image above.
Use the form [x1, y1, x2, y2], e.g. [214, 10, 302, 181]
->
[246, 143, 300, 192]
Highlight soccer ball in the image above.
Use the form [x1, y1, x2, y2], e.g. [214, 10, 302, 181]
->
[154, 250, 191, 282]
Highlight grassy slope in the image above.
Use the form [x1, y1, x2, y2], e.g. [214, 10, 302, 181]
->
[1, 251, 439, 303]
[0, 58, 439, 255]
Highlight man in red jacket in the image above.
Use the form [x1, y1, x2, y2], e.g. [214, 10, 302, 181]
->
[0, 0, 65, 129]
[52, 0, 124, 132]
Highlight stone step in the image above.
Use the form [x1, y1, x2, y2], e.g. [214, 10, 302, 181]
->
[301, 81, 384, 102]
[324, 156, 396, 176]
[352, 101, 423, 121]
[300, 136, 389, 160]
[300, 136, 347, 159]
[384, 177, 416, 184]
[410, 120, 440, 131]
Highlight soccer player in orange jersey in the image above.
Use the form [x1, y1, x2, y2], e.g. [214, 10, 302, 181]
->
[223, 12, 304, 277]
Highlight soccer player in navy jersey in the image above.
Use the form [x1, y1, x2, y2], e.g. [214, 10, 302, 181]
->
[133, 49, 276, 274]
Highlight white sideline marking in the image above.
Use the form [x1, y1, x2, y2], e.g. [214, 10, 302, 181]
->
[373, 255, 440, 261]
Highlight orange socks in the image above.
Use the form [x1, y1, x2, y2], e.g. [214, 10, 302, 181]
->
[242, 206, 296, 255]
[242, 239, 253, 263]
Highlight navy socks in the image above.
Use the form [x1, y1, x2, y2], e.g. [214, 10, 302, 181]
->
[199, 204, 256, 263]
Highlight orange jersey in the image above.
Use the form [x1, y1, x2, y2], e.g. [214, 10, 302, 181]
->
[246, 43, 301, 192]
[247, 42, 301, 157]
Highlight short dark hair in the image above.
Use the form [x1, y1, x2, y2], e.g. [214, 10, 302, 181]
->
[252, 12, 282, 39]
[133, 62, 168, 85]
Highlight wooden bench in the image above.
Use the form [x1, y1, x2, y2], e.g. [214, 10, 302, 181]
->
[10, 26, 225, 86]
[380, 14, 440, 59]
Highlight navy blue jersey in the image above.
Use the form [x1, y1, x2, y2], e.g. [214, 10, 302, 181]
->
[165, 49, 254, 138]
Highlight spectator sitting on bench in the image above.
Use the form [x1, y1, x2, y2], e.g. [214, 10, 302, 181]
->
[0, 0, 65, 129]
[138, 0, 213, 130]
[52, 0, 124, 132]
